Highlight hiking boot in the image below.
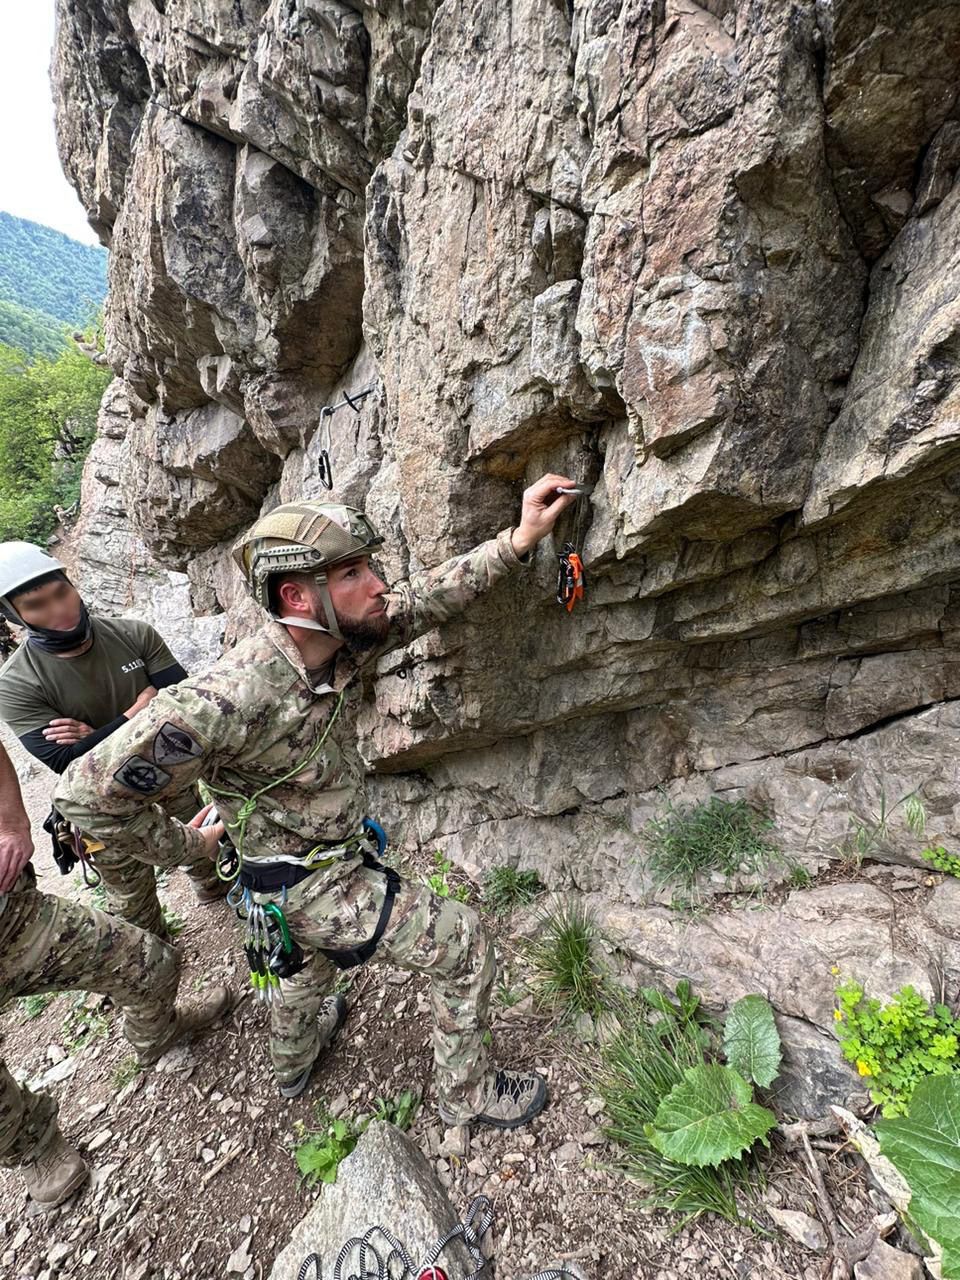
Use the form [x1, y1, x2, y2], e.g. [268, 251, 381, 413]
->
[441, 1069, 548, 1130]
[22, 1131, 89, 1211]
[137, 985, 232, 1067]
[191, 878, 230, 905]
[279, 994, 348, 1099]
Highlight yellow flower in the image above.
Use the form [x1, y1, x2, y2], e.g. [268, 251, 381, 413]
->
[856, 1060, 872, 1077]
[833, 1009, 843, 1022]
[831, 964, 840, 976]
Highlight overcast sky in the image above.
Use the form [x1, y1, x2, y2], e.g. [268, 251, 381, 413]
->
[0, 6, 99, 245]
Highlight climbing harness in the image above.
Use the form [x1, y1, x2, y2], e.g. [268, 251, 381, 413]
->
[295, 1196, 583, 1280]
[556, 483, 590, 614]
[202, 687, 347, 881]
[316, 383, 378, 490]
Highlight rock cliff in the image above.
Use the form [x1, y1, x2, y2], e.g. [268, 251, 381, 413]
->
[52, 0, 960, 1112]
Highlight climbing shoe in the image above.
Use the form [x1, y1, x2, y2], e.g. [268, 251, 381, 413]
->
[279, 994, 348, 1099]
[442, 1069, 549, 1130]
[137, 985, 232, 1067]
[22, 1131, 90, 1211]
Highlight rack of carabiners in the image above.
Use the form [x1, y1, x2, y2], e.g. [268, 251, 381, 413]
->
[240, 896, 306, 1006]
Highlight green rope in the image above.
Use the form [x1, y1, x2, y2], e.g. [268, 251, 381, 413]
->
[202, 688, 346, 880]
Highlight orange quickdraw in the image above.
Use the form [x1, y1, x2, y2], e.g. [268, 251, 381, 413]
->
[557, 542, 585, 612]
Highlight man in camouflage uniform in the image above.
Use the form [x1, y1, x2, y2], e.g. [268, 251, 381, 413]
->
[0, 740, 230, 1209]
[55, 474, 578, 1127]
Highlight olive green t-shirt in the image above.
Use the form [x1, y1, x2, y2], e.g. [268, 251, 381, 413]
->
[0, 617, 177, 737]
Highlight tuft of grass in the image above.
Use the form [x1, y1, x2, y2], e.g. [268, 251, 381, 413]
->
[644, 796, 784, 900]
[371, 1089, 420, 1131]
[19, 992, 56, 1020]
[525, 898, 615, 1018]
[112, 1056, 141, 1092]
[788, 864, 813, 889]
[593, 985, 763, 1227]
[482, 866, 544, 915]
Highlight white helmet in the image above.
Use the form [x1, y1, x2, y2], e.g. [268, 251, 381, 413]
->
[0, 542, 67, 615]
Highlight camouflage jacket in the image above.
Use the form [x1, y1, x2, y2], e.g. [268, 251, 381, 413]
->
[53, 530, 527, 870]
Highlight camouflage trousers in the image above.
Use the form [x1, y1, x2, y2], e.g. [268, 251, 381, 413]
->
[92, 844, 219, 936]
[0, 868, 180, 1167]
[88, 790, 222, 935]
[267, 858, 496, 1123]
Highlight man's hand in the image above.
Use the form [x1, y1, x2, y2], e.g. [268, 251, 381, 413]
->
[43, 717, 95, 745]
[187, 802, 225, 860]
[0, 823, 34, 893]
[124, 685, 158, 719]
[510, 473, 581, 558]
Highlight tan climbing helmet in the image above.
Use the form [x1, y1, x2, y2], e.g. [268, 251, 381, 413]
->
[232, 500, 384, 640]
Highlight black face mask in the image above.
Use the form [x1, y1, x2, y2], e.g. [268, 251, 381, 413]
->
[24, 599, 93, 654]
[0, 578, 93, 656]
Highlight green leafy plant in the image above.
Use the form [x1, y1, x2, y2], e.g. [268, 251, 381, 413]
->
[161, 906, 186, 939]
[112, 1056, 141, 1092]
[834, 981, 960, 1116]
[526, 898, 615, 1018]
[482, 866, 544, 914]
[644, 796, 785, 901]
[875, 1074, 960, 1278]
[723, 994, 783, 1088]
[593, 985, 767, 1226]
[646, 1064, 777, 1168]
[371, 1090, 420, 1131]
[922, 846, 960, 878]
[789, 865, 813, 889]
[19, 992, 56, 1020]
[293, 1110, 362, 1187]
[293, 1091, 422, 1186]
[426, 851, 470, 902]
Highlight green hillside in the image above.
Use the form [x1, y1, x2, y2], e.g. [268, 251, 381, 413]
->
[0, 212, 107, 355]
[0, 298, 69, 360]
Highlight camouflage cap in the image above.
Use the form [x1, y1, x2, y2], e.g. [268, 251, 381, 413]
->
[232, 500, 384, 615]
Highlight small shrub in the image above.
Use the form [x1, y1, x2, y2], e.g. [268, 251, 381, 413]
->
[834, 981, 960, 1116]
[644, 796, 784, 899]
[19, 992, 56, 1020]
[921, 846, 960, 878]
[482, 866, 544, 914]
[426, 851, 470, 902]
[526, 899, 614, 1018]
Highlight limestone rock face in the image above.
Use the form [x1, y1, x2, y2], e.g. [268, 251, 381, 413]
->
[53, 1, 960, 1114]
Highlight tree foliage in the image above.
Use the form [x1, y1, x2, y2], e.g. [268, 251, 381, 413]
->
[0, 338, 111, 542]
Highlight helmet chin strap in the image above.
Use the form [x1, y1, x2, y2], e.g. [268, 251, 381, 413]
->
[273, 574, 343, 641]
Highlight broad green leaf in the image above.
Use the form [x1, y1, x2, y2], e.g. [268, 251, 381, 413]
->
[723, 995, 782, 1088]
[645, 1064, 776, 1168]
[876, 1075, 960, 1278]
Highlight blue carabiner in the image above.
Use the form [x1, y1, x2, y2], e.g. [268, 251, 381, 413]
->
[362, 816, 388, 857]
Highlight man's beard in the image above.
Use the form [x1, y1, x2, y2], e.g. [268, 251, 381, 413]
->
[337, 610, 391, 655]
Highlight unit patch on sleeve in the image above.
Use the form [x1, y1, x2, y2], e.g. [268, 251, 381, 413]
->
[113, 756, 172, 796]
[153, 722, 204, 766]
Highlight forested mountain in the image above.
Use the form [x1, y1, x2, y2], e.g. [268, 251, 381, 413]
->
[0, 212, 106, 355]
